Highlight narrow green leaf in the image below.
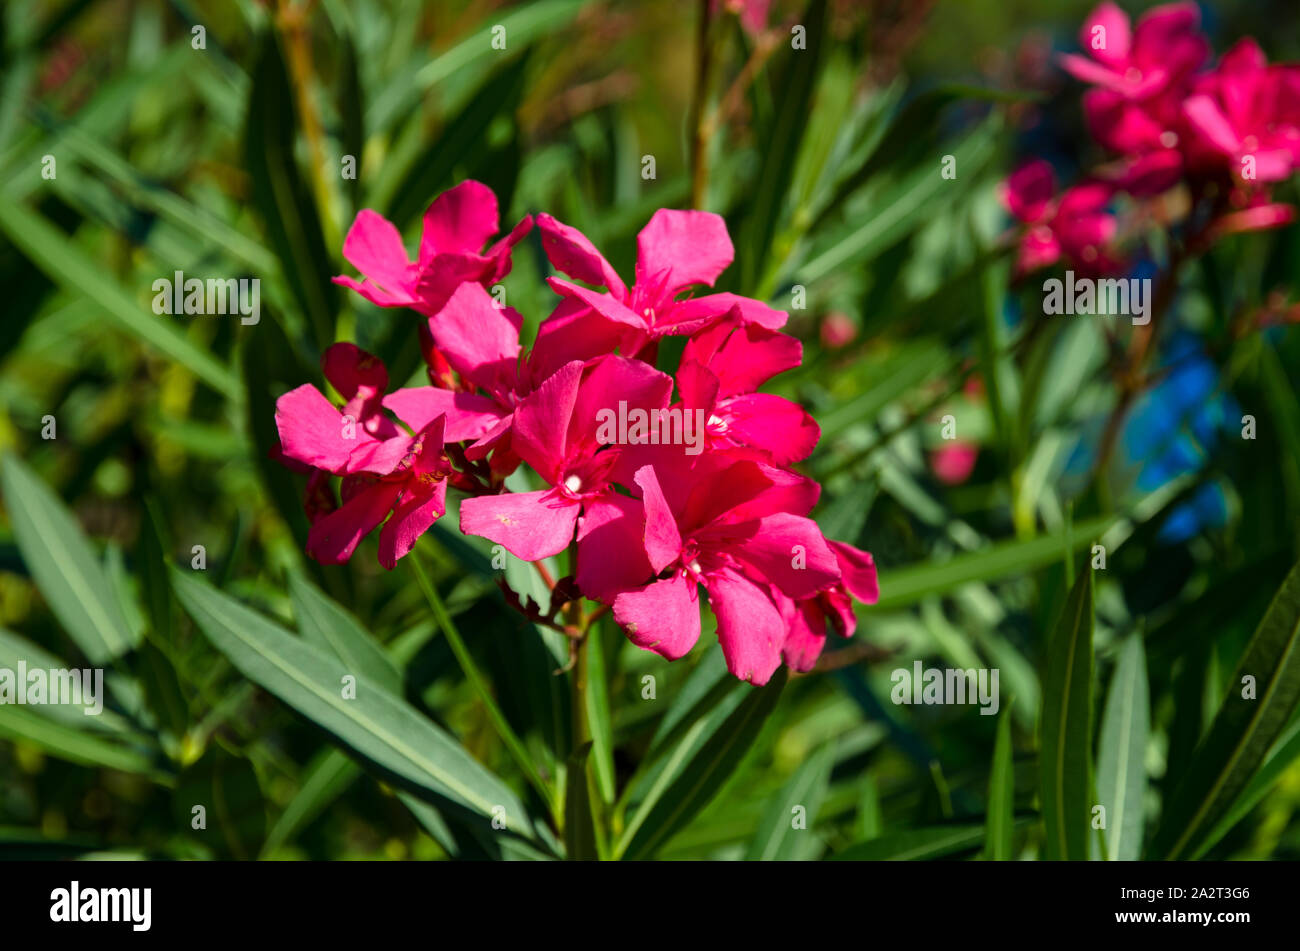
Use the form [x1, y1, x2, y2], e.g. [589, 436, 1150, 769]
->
[1150, 558, 1300, 859]
[261, 748, 359, 857]
[745, 741, 834, 861]
[0, 202, 238, 395]
[583, 621, 616, 805]
[1096, 634, 1148, 860]
[832, 824, 987, 861]
[871, 515, 1115, 610]
[0, 705, 160, 776]
[0, 454, 140, 663]
[245, 30, 338, 351]
[564, 742, 598, 861]
[1040, 568, 1093, 861]
[170, 569, 535, 839]
[621, 670, 787, 860]
[985, 707, 1014, 860]
[739, 0, 826, 293]
[1198, 717, 1300, 856]
[289, 571, 401, 696]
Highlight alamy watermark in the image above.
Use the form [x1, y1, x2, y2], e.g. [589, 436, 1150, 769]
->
[595, 401, 706, 456]
[152, 270, 260, 325]
[890, 661, 1000, 715]
[1043, 270, 1150, 326]
[0, 662, 104, 714]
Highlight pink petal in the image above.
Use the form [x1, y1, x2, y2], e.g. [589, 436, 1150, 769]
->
[418, 180, 500, 264]
[428, 281, 521, 398]
[719, 512, 840, 599]
[633, 465, 684, 573]
[775, 590, 828, 673]
[829, 540, 879, 604]
[459, 489, 580, 561]
[1183, 93, 1242, 155]
[546, 277, 646, 329]
[718, 393, 820, 465]
[1080, 1, 1131, 69]
[683, 322, 802, 397]
[670, 293, 788, 331]
[338, 209, 415, 300]
[1000, 159, 1056, 223]
[536, 213, 627, 298]
[275, 384, 358, 472]
[529, 297, 633, 386]
[306, 479, 403, 565]
[382, 387, 508, 443]
[704, 568, 784, 685]
[511, 361, 583, 483]
[613, 573, 701, 661]
[570, 354, 674, 456]
[575, 495, 655, 602]
[635, 209, 734, 293]
[378, 480, 447, 569]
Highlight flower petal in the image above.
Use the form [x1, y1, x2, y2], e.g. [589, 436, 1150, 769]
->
[459, 489, 580, 561]
[613, 573, 701, 661]
[418, 180, 500, 263]
[575, 494, 654, 602]
[635, 209, 734, 293]
[704, 567, 784, 685]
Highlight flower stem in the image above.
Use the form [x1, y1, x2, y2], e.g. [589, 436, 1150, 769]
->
[409, 552, 556, 815]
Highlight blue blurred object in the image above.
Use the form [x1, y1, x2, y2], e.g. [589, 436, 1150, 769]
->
[1119, 332, 1236, 542]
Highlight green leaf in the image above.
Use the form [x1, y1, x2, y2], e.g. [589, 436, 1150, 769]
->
[382, 50, 531, 232]
[170, 568, 536, 839]
[620, 670, 787, 860]
[870, 515, 1115, 610]
[832, 824, 987, 861]
[1198, 716, 1300, 856]
[261, 748, 359, 857]
[245, 30, 338, 351]
[738, 0, 826, 294]
[1096, 634, 1148, 861]
[0, 454, 140, 663]
[795, 113, 1000, 285]
[1040, 568, 1093, 861]
[564, 742, 598, 861]
[985, 707, 1014, 860]
[174, 745, 266, 860]
[0, 705, 160, 776]
[1150, 558, 1300, 859]
[745, 741, 834, 860]
[583, 621, 616, 805]
[289, 571, 402, 696]
[0, 202, 239, 396]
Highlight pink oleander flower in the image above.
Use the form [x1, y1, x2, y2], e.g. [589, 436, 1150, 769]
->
[1060, 1, 1208, 100]
[459, 355, 674, 602]
[1182, 39, 1300, 184]
[675, 318, 820, 466]
[930, 442, 979, 485]
[334, 180, 533, 316]
[1001, 160, 1122, 276]
[773, 540, 879, 672]
[276, 350, 455, 569]
[1063, 3, 1208, 158]
[538, 209, 787, 360]
[380, 281, 612, 478]
[611, 452, 839, 685]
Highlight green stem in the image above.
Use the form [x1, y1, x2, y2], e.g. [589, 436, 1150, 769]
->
[409, 553, 556, 816]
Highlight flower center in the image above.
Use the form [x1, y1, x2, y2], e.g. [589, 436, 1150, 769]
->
[563, 474, 583, 494]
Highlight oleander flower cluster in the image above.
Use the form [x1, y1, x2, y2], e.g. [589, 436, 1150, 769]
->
[272, 180, 878, 684]
[1003, 0, 1300, 277]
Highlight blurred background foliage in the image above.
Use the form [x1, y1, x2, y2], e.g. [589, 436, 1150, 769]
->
[1, 0, 1300, 860]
